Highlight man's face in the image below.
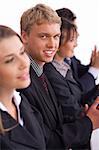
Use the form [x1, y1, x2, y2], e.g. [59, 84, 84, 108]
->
[22, 23, 61, 66]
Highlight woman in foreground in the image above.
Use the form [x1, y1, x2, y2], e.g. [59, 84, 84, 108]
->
[0, 25, 46, 150]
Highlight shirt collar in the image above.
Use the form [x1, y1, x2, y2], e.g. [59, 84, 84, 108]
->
[52, 59, 70, 68]
[29, 55, 43, 77]
[13, 91, 21, 107]
[0, 91, 21, 111]
[0, 91, 23, 126]
[52, 59, 70, 77]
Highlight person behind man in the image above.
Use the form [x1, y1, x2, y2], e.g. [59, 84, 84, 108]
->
[44, 11, 99, 121]
[44, 18, 84, 122]
[44, 17, 99, 149]
[56, 8, 99, 97]
[0, 25, 46, 150]
[56, 8, 99, 149]
[20, 4, 99, 149]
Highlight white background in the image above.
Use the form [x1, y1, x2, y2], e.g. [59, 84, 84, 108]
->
[0, 0, 99, 64]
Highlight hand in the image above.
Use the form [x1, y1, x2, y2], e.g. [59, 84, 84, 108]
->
[86, 97, 99, 130]
[90, 45, 97, 65]
[90, 45, 99, 68]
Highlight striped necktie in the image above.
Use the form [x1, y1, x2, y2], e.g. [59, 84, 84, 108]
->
[39, 73, 48, 93]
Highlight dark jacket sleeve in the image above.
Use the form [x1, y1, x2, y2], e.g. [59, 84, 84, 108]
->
[72, 56, 96, 93]
[62, 116, 92, 148]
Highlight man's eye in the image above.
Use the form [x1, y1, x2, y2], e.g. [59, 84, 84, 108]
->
[40, 35, 47, 39]
[54, 35, 60, 39]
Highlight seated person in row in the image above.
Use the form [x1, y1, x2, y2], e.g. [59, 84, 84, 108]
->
[0, 25, 46, 150]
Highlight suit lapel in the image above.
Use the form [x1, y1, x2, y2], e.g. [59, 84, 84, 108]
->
[1, 111, 39, 148]
[19, 95, 45, 148]
[11, 124, 39, 148]
[31, 68, 60, 122]
[71, 57, 78, 79]
[66, 72, 78, 85]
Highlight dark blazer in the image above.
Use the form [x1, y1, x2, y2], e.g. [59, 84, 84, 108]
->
[0, 94, 46, 150]
[67, 56, 98, 106]
[65, 56, 96, 93]
[44, 62, 84, 122]
[20, 66, 93, 149]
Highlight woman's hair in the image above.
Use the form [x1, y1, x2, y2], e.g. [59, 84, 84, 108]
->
[0, 113, 4, 134]
[56, 8, 77, 47]
[0, 25, 22, 42]
[0, 112, 18, 134]
[0, 25, 20, 134]
[59, 18, 77, 46]
[20, 3, 61, 35]
[56, 8, 76, 22]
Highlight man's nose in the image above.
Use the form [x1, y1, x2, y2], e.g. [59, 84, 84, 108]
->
[47, 38, 55, 48]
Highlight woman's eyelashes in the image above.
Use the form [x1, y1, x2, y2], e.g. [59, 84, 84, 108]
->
[5, 57, 14, 64]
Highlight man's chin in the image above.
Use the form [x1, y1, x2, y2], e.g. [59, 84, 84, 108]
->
[46, 58, 53, 63]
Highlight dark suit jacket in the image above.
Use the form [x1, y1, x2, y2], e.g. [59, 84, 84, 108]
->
[20, 66, 93, 149]
[0, 94, 46, 150]
[66, 57, 99, 106]
[44, 62, 84, 122]
[65, 56, 96, 93]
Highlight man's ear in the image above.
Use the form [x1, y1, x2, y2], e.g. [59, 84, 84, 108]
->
[21, 31, 28, 44]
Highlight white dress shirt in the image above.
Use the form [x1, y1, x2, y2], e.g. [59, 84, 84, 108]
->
[0, 91, 23, 126]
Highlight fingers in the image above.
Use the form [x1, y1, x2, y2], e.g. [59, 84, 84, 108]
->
[86, 97, 99, 130]
[92, 45, 97, 56]
[91, 48, 99, 67]
[90, 46, 97, 64]
[94, 45, 97, 52]
[91, 97, 99, 109]
[92, 45, 98, 57]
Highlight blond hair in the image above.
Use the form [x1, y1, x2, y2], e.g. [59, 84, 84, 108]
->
[20, 3, 61, 35]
